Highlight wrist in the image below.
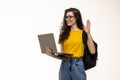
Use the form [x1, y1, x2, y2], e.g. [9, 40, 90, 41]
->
[87, 33, 93, 40]
[87, 33, 91, 36]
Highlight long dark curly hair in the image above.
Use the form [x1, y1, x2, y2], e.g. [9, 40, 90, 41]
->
[59, 8, 84, 43]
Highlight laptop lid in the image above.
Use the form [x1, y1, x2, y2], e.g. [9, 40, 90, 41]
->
[38, 33, 57, 54]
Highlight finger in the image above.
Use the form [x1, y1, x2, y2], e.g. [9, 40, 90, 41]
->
[87, 20, 91, 26]
[45, 47, 49, 53]
[45, 46, 52, 55]
[47, 47, 52, 53]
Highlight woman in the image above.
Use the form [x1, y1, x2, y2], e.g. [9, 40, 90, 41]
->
[45, 8, 95, 80]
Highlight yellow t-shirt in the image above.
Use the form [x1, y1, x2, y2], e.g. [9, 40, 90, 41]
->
[59, 29, 84, 57]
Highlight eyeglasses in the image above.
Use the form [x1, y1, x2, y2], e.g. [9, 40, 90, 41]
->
[65, 16, 75, 20]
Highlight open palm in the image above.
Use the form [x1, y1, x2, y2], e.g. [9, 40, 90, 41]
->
[83, 20, 91, 34]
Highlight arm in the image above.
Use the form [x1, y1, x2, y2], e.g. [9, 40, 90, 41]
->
[84, 20, 95, 54]
[45, 46, 62, 60]
[87, 33, 95, 54]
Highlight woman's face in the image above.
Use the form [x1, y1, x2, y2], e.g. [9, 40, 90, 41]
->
[65, 11, 76, 27]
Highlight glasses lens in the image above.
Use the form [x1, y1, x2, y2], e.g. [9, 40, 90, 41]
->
[65, 16, 74, 19]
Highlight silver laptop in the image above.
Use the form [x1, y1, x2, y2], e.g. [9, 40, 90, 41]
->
[38, 33, 63, 55]
[38, 33, 73, 57]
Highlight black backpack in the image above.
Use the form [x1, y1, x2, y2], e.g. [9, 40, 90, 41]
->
[82, 31, 98, 70]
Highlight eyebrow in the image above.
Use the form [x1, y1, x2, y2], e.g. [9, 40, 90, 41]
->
[66, 15, 74, 16]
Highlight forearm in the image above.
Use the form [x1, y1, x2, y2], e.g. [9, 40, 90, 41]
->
[48, 53, 63, 60]
[87, 33, 95, 54]
[45, 46, 62, 60]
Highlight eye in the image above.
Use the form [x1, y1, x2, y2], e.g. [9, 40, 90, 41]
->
[65, 16, 75, 19]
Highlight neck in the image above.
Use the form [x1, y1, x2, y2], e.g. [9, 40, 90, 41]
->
[71, 24, 79, 31]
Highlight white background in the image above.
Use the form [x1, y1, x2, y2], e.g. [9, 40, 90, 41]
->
[0, 0, 120, 80]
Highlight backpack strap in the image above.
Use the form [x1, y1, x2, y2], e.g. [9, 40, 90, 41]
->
[82, 31, 98, 60]
[82, 31, 87, 47]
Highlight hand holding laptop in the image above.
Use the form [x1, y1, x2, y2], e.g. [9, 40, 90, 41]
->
[45, 46, 64, 59]
[45, 46, 53, 56]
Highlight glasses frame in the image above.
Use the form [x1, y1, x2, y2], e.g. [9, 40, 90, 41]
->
[65, 16, 75, 20]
